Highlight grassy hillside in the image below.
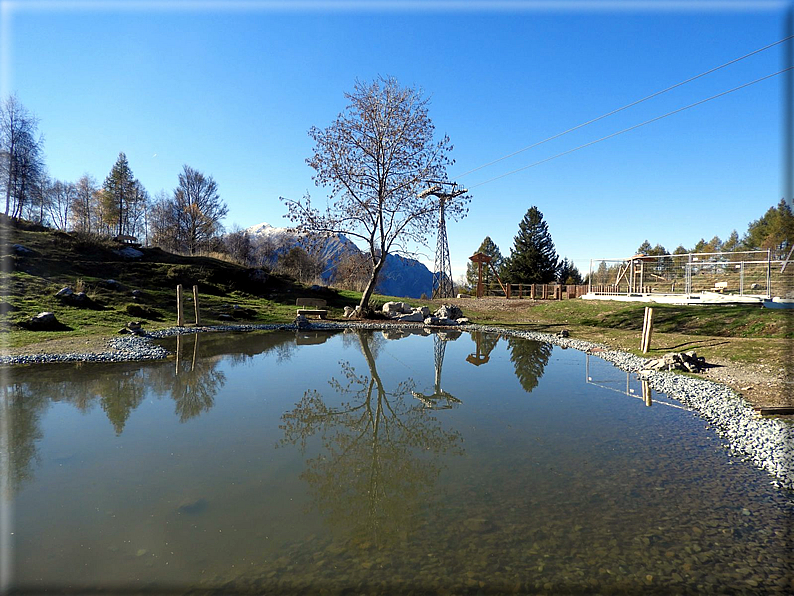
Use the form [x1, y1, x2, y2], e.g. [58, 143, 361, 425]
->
[0, 218, 371, 347]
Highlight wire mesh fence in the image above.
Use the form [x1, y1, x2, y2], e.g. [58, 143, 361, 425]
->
[587, 250, 794, 298]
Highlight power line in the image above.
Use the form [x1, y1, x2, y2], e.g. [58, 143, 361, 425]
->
[469, 66, 793, 189]
[456, 35, 793, 180]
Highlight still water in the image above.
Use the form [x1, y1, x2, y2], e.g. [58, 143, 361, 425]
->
[3, 329, 792, 594]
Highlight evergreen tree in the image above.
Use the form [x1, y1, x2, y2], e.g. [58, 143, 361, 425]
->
[742, 199, 794, 257]
[102, 152, 138, 236]
[503, 206, 559, 283]
[557, 257, 583, 284]
[465, 236, 504, 291]
[636, 239, 652, 254]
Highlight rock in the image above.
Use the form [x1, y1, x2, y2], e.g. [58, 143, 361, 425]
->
[295, 314, 310, 329]
[397, 311, 425, 322]
[56, 287, 74, 299]
[557, 329, 569, 338]
[418, 306, 431, 318]
[29, 312, 60, 330]
[434, 304, 463, 320]
[382, 301, 411, 315]
[114, 247, 144, 259]
[131, 289, 144, 299]
[463, 518, 494, 533]
[103, 279, 122, 290]
[230, 305, 256, 319]
[218, 313, 234, 321]
[424, 316, 440, 326]
[344, 306, 355, 318]
[12, 244, 34, 256]
[177, 497, 208, 515]
[456, 317, 471, 325]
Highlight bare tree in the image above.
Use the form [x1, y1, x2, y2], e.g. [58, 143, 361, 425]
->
[70, 174, 98, 233]
[46, 179, 76, 230]
[172, 165, 228, 255]
[282, 77, 468, 311]
[1, 95, 45, 218]
[224, 224, 254, 265]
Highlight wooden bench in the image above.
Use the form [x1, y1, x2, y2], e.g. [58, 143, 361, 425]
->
[296, 298, 328, 319]
[713, 281, 728, 293]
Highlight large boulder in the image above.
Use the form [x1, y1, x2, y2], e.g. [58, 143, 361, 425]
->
[434, 304, 463, 320]
[382, 301, 412, 315]
[28, 312, 60, 330]
[397, 311, 425, 322]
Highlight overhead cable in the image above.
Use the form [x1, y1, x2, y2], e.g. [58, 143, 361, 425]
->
[469, 66, 793, 189]
[456, 35, 793, 180]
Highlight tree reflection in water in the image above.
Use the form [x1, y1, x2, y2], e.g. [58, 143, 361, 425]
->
[280, 330, 464, 545]
[507, 336, 553, 393]
[169, 334, 226, 422]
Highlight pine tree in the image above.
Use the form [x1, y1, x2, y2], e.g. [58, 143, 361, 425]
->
[557, 257, 583, 284]
[503, 206, 559, 283]
[103, 152, 137, 236]
[465, 236, 504, 291]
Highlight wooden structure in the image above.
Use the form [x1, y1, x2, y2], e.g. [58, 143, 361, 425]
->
[296, 297, 328, 319]
[468, 252, 507, 298]
[614, 253, 658, 293]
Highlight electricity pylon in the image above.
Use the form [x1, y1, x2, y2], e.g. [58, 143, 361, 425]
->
[418, 181, 467, 299]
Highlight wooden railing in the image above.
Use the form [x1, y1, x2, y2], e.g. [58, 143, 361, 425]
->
[478, 283, 589, 299]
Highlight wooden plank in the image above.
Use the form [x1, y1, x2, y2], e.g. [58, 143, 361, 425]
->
[176, 284, 184, 327]
[753, 406, 794, 416]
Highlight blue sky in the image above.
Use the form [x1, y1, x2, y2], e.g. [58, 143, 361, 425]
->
[2, 0, 790, 281]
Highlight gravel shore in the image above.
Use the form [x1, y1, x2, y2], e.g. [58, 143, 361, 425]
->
[2, 321, 791, 491]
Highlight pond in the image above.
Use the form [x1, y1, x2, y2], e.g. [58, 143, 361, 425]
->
[2, 329, 792, 594]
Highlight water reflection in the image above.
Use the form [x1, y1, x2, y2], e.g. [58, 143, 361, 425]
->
[506, 336, 552, 393]
[584, 354, 687, 410]
[280, 330, 464, 544]
[412, 333, 462, 410]
[466, 330, 502, 366]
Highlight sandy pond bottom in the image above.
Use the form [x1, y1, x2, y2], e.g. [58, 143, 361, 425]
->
[5, 329, 793, 595]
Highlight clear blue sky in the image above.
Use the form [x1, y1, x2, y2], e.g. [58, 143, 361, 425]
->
[2, 0, 790, 281]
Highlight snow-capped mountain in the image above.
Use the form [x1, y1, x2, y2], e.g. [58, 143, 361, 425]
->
[243, 222, 434, 298]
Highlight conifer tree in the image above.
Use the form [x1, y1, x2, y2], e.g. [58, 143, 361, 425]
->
[465, 236, 504, 291]
[103, 152, 138, 236]
[503, 206, 559, 283]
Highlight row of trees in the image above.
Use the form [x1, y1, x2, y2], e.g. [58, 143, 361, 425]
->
[465, 206, 583, 292]
[636, 199, 794, 259]
[0, 95, 228, 254]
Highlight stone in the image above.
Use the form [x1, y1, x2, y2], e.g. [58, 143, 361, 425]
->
[56, 287, 74, 299]
[114, 247, 144, 259]
[456, 317, 471, 325]
[382, 301, 411, 315]
[344, 306, 355, 318]
[397, 311, 425, 322]
[12, 243, 34, 255]
[418, 306, 431, 318]
[218, 313, 234, 321]
[463, 518, 494, 533]
[434, 304, 463, 320]
[131, 289, 144, 298]
[424, 316, 440, 326]
[557, 329, 569, 338]
[295, 314, 310, 329]
[29, 312, 60, 330]
[103, 279, 122, 290]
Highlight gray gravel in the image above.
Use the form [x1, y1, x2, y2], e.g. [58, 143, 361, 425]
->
[2, 321, 791, 491]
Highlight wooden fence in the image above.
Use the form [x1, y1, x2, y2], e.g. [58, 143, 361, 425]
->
[479, 283, 589, 299]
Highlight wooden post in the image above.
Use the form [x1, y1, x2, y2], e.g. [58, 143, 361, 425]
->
[192, 285, 201, 326]
[641, 306, 654, 353]
[176, 284, 185, 327]
[530, 284, 536, 299]
[519, 283, 523, 298]
[506, 284, 512, 299]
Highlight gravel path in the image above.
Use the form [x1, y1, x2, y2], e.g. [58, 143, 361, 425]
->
[1, 321, 791, 491]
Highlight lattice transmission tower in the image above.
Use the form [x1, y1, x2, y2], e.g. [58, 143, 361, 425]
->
[418, 181, 467, 299]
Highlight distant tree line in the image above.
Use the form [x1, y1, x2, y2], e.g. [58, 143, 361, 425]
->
[634, 199, 794, 260]
[0, 95, 228, 255]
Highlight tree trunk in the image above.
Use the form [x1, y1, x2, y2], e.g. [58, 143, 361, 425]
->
[358, 257, 386, 312]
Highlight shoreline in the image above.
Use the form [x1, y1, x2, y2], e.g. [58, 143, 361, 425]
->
[2, 321, 792, 492]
